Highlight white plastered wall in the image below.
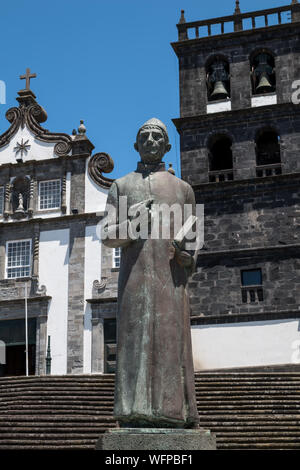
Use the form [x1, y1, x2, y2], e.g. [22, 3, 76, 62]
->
[251, 94, 277, 108]
[0, 126, 56, 164]
[39, 228, 70, 374]
[85, 159, 108, 213]
[191, 318, 300, 370]
[207, 100, 231, 114]
[83, 224, 102, 373]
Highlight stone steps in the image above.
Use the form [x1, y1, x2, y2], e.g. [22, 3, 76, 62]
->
[0, 371, 300, 449]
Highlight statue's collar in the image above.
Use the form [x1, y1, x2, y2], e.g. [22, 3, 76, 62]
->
[136, 161, 166, 173]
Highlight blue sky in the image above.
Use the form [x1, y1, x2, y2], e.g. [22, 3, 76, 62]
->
[0, 0, 290, 178]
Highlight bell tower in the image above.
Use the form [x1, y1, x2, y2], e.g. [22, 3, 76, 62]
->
[172, 1, 300, 370]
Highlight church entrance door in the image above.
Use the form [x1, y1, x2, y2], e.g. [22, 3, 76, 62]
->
[0, 319, 36, 377]
[104, 319, 116, 373]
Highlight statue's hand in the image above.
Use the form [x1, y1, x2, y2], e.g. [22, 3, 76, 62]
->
[171, 241, 193, 267]
[175, 250, 193, 267]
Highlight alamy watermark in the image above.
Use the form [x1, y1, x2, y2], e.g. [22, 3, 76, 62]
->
[0, 81, 6, 105]
[96, 198, 204, 251]
[291, 80, 300, 105]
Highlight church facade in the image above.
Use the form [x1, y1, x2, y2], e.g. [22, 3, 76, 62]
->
[0, 74, 118, 376]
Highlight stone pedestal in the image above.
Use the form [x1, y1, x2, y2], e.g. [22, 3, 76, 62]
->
[96, 428, 216, 450]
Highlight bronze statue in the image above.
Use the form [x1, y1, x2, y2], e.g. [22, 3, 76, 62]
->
[102, 118, 199, 428]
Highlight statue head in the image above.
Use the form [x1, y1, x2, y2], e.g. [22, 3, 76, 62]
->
[134, 118, 171, 164]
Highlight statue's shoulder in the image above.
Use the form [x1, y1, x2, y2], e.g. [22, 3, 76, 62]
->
[112, 171, 140, 189]
[169, 173, 192, 191]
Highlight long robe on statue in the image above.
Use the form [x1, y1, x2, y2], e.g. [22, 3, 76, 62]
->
[102, 161, 199, 428]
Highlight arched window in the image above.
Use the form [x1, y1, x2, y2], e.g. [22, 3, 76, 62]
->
[208, 135, 233, 182]
[206, 58, 230, 102]
[250, 52, 276, 95]
[255, 130, 281, 177]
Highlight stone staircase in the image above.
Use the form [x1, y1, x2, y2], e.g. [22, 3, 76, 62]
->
[0, 371, 300, 449]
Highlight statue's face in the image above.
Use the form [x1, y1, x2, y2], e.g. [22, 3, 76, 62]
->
[135, 126, 170, 163]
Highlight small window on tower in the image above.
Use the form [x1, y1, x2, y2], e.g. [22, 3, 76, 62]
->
[206, 58, 230, 102]
[241, 269, 262, 286]
[250, 52, 276, 95]
[113, 247, 121, 269]
[241, 269, 263, 303]
[39, 179, 61, 210]
[0, 187, 4, 215]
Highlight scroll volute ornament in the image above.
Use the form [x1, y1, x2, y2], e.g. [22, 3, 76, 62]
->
[0, 97, 72, 156]
[25, 104, 72, 156]
[88, 152, 115, 189]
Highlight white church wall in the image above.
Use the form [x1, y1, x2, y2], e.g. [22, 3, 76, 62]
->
[39, 228, 70, 375]
[33, 211, 61, 220]
[251, 94, 277, 108]
[0, 126, 57, 164]
[66, 171, 71, 215]
[191, 318, 300, 370]
[85, 160, 108, 214]
[206, 100, 231, 114]
[83, 224, 102, 373]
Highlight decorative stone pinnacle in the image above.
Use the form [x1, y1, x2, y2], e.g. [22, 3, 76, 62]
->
[179, 10, 186, 24]
[78, 120, 86, 135]
[168, 163, 175, 175]
[234, 0, 241, 14]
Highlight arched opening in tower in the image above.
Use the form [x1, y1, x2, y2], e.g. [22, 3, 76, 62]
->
[251, 52, 276, 95]
[206, 58, 230, 102]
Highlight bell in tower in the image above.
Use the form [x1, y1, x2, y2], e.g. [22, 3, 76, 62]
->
[251, 53, 275, 94]
[207, 59, 230, 101]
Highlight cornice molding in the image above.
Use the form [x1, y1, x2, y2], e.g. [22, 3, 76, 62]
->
[173, 103, 300, 132]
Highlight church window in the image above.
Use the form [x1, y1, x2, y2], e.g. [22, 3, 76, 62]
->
[241, 269, 263, 303]
[39, 179, 61, 210]
[6, 240, 31, 279]
[0, 187, 3, 215]
[208, 135, 233, 182]
[255, 130, 281, 177]
[206, 58, 230, 102]
[250, 52, 276, 95]
[113, 247, 121, 268]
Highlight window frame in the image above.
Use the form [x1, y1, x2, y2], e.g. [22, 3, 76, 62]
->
[38, 179, 61, 211]
[112, 247, 121, 269]
[241, 268, 263, 287]
[5, 239, 32, 279]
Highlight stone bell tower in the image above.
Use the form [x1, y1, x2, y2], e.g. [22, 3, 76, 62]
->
[172, 1, 300, 370]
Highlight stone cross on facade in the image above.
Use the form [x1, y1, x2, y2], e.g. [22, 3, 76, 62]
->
[19, 68, 37, 90]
